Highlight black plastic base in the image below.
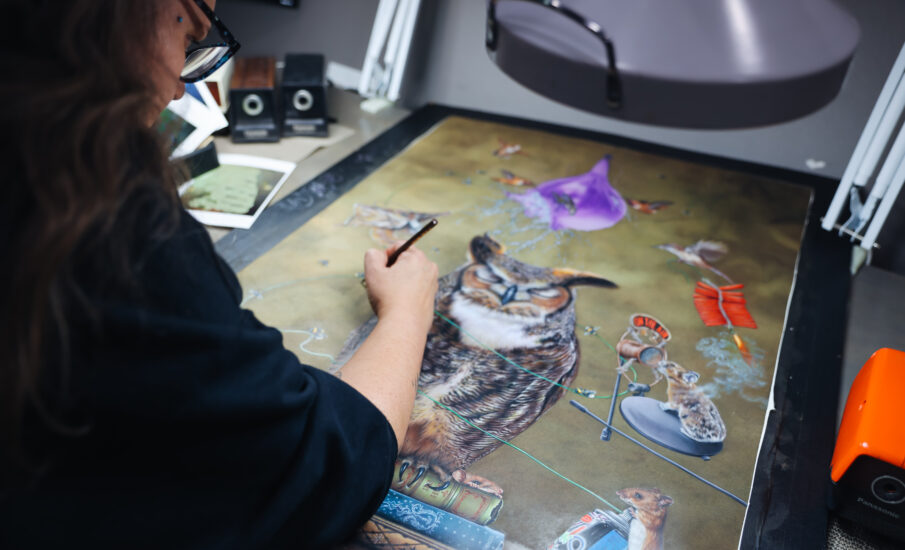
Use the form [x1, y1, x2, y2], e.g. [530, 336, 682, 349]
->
[830, 455, 905, 543]
[620, 396, 723, 459]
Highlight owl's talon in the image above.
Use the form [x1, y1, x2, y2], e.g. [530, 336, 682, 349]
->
[406, 466, 427, 488]
[426, 480, 451, 491]
[398, 461, 410, 482]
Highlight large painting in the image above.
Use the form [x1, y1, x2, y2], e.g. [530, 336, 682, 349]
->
[235, 116, 813, 549]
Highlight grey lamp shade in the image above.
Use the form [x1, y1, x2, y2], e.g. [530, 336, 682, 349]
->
[486, 0, 860, 129]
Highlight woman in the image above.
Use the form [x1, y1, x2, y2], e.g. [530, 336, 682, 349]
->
[0, 1, 438, 548]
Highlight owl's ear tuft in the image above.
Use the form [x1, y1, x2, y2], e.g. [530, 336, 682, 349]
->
[468, 234, 506, 263]
[562, 276, 617, 289]
[554, 268, 617, 289]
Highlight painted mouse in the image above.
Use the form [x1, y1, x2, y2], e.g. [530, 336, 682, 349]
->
[617, 487, 673, 550]
[657, 361, 727, 443]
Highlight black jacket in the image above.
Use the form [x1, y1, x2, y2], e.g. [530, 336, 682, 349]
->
[0, 210, 397, 549]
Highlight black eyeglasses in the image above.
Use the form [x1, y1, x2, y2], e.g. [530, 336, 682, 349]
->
[181, 0, 241, 83]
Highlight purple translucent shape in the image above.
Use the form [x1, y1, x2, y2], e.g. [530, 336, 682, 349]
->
[507, 156, 626, 231]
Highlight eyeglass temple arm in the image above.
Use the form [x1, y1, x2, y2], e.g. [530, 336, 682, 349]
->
[191, 0, 240, 47]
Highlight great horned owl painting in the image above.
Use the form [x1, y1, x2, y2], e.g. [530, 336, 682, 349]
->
[338, 234, 615, 497]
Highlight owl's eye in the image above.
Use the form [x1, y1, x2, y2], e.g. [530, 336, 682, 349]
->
[528, 287, 562, 299]
[474, 266, 503, 284]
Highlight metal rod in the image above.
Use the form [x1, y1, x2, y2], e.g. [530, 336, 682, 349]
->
[601, 366, 622, 441]
[570, 400, 748, 507]
[819, 218, 881, 249]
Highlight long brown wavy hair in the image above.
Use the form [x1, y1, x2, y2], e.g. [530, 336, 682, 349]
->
[0, 1, 182, 471]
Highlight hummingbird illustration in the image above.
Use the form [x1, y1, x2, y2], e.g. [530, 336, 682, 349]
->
[492, 139, 525, 159]
[656, 240, 733, 283]
[625, 198, 673, 214]
[493, 169, 533, 187]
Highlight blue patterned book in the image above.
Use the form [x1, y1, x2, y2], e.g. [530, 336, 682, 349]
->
[376, 490, 505, 550]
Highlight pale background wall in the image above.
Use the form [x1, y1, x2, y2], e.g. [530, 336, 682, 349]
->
[216, 0, 379, 69]
[216, 0, 905, 270]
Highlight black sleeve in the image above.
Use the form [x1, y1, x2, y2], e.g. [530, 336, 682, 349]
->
[1, 211, 397, 549]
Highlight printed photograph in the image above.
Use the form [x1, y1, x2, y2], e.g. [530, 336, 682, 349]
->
[181, 164, 284, 216]
[179, 153, 296, 230]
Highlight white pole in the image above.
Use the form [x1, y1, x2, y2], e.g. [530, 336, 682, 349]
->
[379, 0, 411, 97]
[358, 0, 399, 98]
[851, 71, 905, 185]
[823, 41, 905, 231]
[861, 151, 905, 251]
[855, 117, 905, 233]
[387, 0, 422, 102]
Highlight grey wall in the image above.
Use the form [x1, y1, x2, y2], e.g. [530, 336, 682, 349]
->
[401, 0, 905, 181]
[216, 0, 378, 69]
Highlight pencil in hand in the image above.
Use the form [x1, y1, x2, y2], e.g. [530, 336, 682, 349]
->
[386, 218, 438, 267]
[360, 219, 438, 287]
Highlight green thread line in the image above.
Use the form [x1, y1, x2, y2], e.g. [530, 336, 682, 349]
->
[417, 389, 621, 512]
[246, 276, 640, 395]
[433, 311, 637, 399]
[591, 332, 619, 355]
[249, 275, 639, 397]
[590, 332, 639, 396]
[251, 279, 625, 512]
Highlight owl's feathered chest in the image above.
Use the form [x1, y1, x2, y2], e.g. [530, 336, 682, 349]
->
[447, 294, 547, 349]
[422, 294, 579, 390]
[414, 296, 581, 470]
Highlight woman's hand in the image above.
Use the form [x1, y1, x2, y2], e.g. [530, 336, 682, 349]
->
[339, 245, 438, 447]
[363, 243, 438, 335]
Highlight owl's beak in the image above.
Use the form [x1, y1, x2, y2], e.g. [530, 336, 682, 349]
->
[500, 285, 518, 305]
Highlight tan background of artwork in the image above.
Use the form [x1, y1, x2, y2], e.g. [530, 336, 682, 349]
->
[237, 116, 811, 549]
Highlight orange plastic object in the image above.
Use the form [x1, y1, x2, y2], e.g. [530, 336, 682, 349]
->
[831, 348, 905, 482]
